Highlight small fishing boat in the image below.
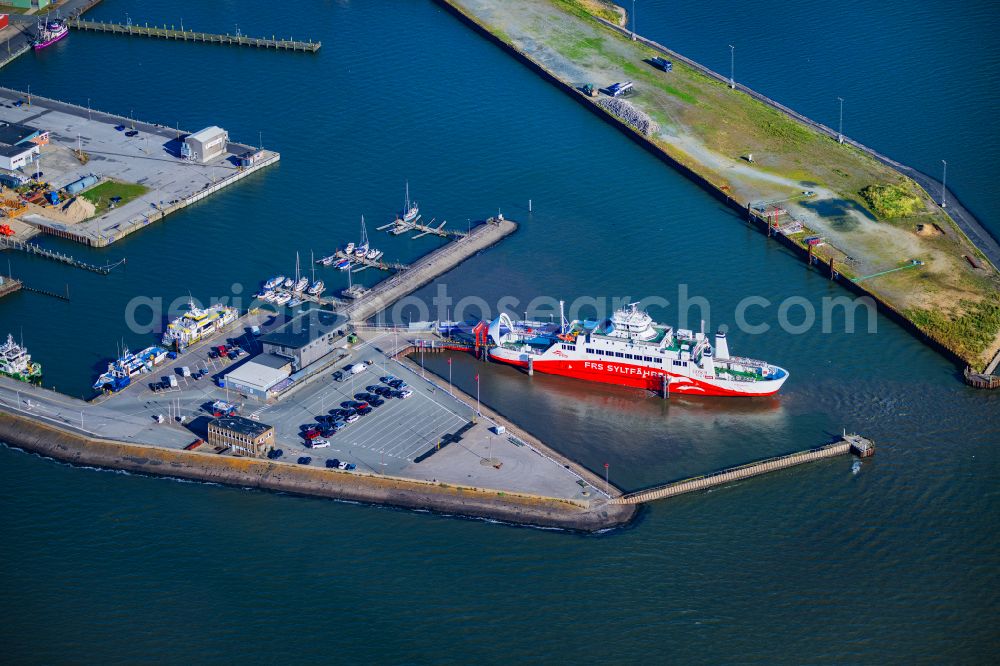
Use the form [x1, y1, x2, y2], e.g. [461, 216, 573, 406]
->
[307, 280, 325, 296]
[273, 292, 292, 305]
[265, 276, 284, 290]
[336, 259, 351, 271]
[344, 242, 355, 255]
[282, 277, 294, 289]
[367, 248, 383, 261]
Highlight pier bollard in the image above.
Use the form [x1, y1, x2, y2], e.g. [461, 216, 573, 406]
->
[528, 357, 533, 376]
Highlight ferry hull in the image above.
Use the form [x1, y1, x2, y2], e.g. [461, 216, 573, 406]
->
[489, 351, 786, 397]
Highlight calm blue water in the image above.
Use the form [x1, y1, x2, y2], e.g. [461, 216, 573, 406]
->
[0, 1, 996, 661]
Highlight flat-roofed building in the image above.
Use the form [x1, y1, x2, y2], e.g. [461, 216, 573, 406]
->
[182, 126, 229, 163]
[207, 415, 274, 457]
[259, 307, 347, 371]
[223, 354, 291, 401]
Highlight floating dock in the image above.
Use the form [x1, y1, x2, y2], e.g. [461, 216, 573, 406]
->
[343, 217, 518, 323]
[611, 433, 874, 505]
[69, 19, 321, 52]
[377, 216, 466, 240]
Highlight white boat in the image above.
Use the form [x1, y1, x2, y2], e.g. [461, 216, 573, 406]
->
[288, 297, 302, 307]
[261, 290, 276, 302]
[282, 277, 294, 289]
[401, 181, 419, 223]
[355, 215, 370, 258]
[318, 254, 337, 266]
[273, 292, 292, 305]
[264, 276, 284, 290]
[307, 280, 325, 296]
[161, 299, 238, 349]
[293, 276, 309, 293]
[336, 259, 351, 271]
[344, 242, 355, 255]
[366, 248, 383, 260]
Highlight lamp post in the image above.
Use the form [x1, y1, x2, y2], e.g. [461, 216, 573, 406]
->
[631, 0, 637, 40]
[728, 44, 735, 89]
[837, 97, 844, 144]
[604, 462, 610, 495]
[941, 160, 947, 208]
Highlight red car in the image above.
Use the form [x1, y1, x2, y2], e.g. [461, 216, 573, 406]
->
[303, 428, 320, 440]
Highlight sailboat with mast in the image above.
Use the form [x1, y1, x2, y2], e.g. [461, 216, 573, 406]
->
[355, 215, 370, 258]
[401, 181, 419, 223]
[307, 250, 325, 296]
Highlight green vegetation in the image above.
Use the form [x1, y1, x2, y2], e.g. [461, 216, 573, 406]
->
[906, 293, 1000, 366]
[80, 180, 150, 216]
[860, 183, 920, 220]
[551, 0, 623, 23]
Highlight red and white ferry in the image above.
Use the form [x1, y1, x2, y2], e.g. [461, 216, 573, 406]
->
[487, 302, 788, 397]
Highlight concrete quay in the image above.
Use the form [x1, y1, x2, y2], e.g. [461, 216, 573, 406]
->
[0, 86, 279, 247]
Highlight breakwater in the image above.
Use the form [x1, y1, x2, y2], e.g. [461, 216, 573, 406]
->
[0, 410, 633, 532]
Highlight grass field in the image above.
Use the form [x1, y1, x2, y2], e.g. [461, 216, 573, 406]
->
[80, 181, 149, 216]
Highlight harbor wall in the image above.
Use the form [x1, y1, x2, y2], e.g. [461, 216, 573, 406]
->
[433, 0, 979, 372]
[0, 410, 634, 532]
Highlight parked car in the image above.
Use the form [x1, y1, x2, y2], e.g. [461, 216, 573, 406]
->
[381, 375, 397, 384]
[333, 370, 344, 381]
[388, 379, 405, 389]
[303, 428, 320, 440]
[345, 414, 360, 424]
[369, 398, 385, 407]
[338, 461, 356, 471]
[297, 456, 312, 465]
[366, 385, 382, 393]
[357, 406, 373, 416]
[311, 439, 330, 449]
[399, 388, 413, 399]
[125, 130, 139, 137]
[326, 459, 340, 469]
[354, 401, 370, 410]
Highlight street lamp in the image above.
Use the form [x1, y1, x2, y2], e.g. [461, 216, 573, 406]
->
[941, 160, 947, 208]
[728, 44, 735, 89]
[837, 97, 844, 144]
[631, 0, 637, 40]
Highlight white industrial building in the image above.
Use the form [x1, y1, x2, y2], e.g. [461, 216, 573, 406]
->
[223, 354, 291, 401]
[182, 126, 229, 163]
[0, 143, 39, 171]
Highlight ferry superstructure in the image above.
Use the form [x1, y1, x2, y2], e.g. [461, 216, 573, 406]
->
[0, 334, 42, 383]
[161, 300, 238, 349]
[487, 302, 788, 397]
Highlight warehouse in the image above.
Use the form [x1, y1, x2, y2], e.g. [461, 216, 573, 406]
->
[0, 142, 39, 171]
[223, 354, 291, 401]
[259, 307, 347, 371]
[182, 126, 229, 163]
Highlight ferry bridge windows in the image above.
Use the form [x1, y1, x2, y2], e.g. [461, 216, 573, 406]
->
[615, 352, 624, 358]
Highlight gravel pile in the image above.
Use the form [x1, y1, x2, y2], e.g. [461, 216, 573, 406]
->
[597, 97, 658, 136]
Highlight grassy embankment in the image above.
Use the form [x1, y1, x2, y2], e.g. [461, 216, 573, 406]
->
[80, 180, 149, 216]
[453, 0, 1000, 369]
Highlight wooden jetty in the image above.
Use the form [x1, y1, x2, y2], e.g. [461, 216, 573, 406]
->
[611, 433, 875, 505]
[68, 19, 321, 52]
[0, 237, 124, 275]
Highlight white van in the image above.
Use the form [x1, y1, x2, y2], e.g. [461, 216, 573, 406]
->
[349, 363, 366, 375]
[180, 366, 191, 378]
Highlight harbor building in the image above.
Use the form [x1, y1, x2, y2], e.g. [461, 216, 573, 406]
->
[222, 354, 291, 401]
[207, 415, 274, 457]
[182, 126, 229, 163]
[0, 121, 48, 172]
[259, 307, 347, 371]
